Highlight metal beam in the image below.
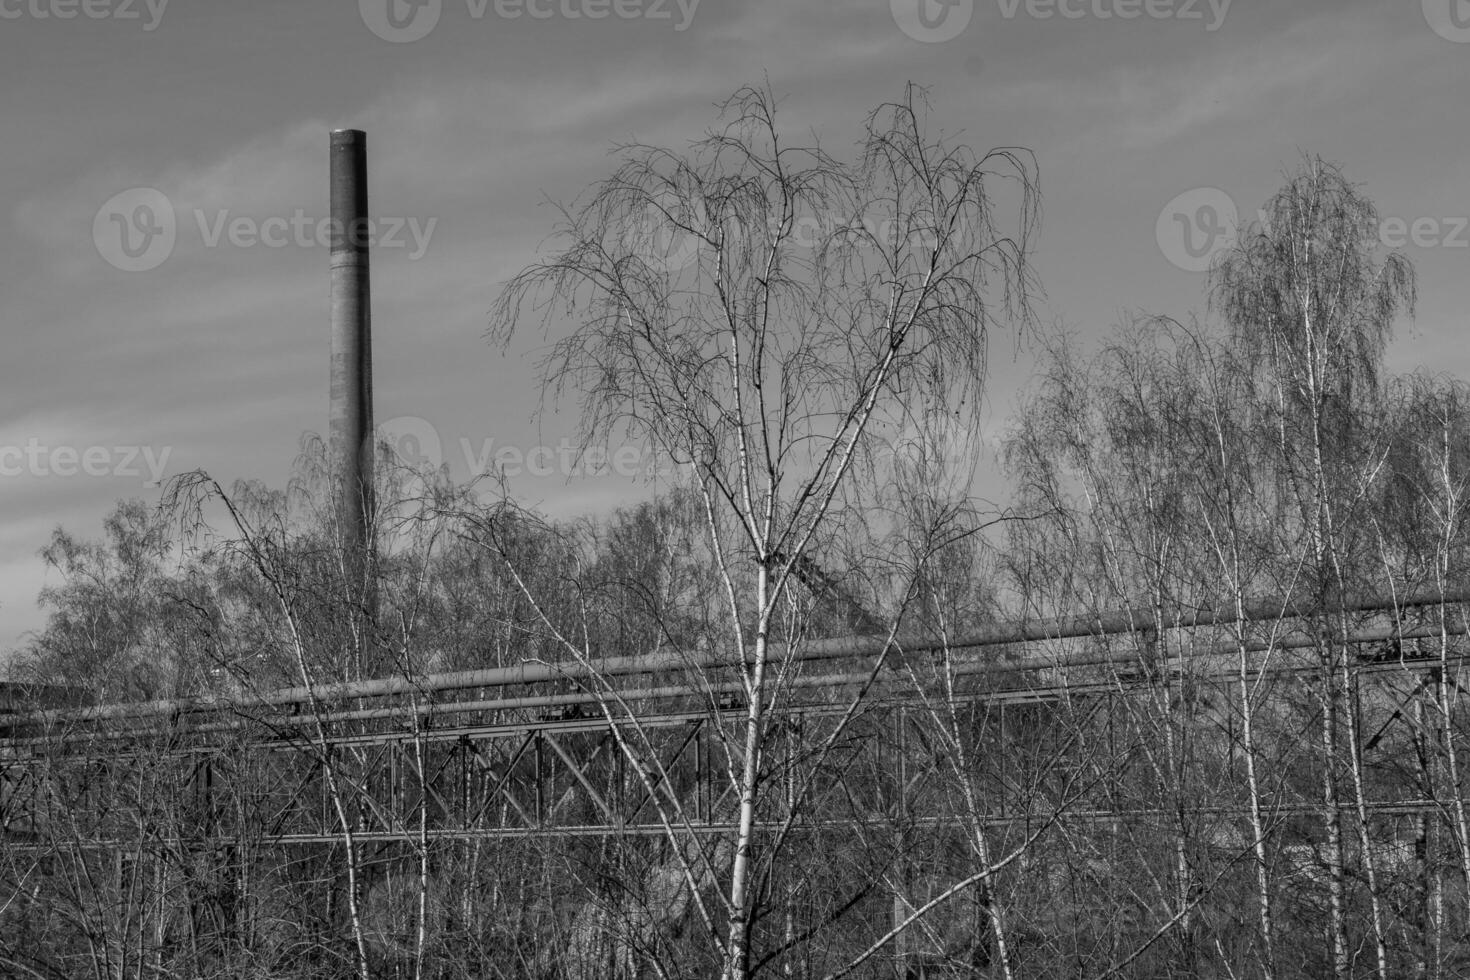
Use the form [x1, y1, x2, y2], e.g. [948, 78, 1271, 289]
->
[5, 617, 1463, 745]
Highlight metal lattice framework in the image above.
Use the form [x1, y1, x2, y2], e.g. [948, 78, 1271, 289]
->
[3, 587, 1468, 851]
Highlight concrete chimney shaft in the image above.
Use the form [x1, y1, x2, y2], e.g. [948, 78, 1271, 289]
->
[329, 129, 373, 550]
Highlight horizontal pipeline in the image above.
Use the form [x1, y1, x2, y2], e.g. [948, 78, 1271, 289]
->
[6, 621, 1465, 751]
[3, 586, 1467, 728]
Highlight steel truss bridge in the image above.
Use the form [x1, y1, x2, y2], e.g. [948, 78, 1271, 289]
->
[2, 588, 1468, 852]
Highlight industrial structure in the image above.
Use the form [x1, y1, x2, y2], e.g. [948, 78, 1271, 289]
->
[3, 131, 1469, 979]
[0, 590, 1465, 844]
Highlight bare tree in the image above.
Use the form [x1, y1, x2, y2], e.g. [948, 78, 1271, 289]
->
[1214, 156, 1415, 980]
[492, 81, 1038, 979]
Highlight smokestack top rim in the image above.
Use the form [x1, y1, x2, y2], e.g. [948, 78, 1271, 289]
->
[330, 128, 367, 142]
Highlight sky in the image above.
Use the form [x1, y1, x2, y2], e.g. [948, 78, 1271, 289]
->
[2, 0, 1468, 656]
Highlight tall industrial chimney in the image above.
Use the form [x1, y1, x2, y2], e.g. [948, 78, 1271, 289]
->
[329, 129, 373, 552]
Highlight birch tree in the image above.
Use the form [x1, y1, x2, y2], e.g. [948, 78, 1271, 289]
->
[492, 82, 1038, 979]
[1213, 156, 1415, 980]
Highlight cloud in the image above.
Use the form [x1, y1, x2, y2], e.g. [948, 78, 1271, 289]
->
[980, 5, 1426, 152]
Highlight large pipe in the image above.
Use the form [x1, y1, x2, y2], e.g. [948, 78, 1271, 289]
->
[4, 587, 1468, 728]
[134, 584, 1470, 710]
[329, 129, 373, 552]
[11, 624, 1466, 750]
